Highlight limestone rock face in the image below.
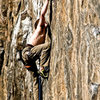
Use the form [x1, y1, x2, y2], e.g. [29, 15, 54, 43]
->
[0, 0, 100, 100]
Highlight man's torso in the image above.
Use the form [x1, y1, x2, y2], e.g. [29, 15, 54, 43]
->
[28, 26, 46, 46]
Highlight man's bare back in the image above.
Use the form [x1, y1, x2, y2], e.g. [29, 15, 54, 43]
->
[28, 20, 48, 46]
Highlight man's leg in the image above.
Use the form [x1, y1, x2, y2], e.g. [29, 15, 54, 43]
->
[29, 42, 50, 78]
[39, 42, 51, 78]
[22, 45, 33, 66]
[29, 42, 51, 68]
[39, 43, 50, 68]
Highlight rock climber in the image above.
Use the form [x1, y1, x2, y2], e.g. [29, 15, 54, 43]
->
[22, 0, 51, 78]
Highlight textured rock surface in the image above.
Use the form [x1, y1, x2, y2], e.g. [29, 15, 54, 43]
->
[0, 0, 100, 100]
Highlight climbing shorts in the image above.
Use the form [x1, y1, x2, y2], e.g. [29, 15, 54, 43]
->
[22, 44, 34, 68]
[22, 42, 51, 70]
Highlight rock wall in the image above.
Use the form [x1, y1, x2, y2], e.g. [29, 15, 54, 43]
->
[0, 0, 100, 100]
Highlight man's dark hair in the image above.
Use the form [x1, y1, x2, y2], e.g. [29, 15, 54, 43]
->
[34, 19, 39, 29]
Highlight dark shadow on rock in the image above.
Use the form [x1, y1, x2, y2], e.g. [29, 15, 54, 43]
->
[48, 24, 52, 42]
[16, 1, 21, 16]
[0, 48, 4, 75]
[50, 0, 53, 25]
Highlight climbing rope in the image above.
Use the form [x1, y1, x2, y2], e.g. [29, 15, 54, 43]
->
[38, 75, 42, 100]
[36, 59, 42, 100]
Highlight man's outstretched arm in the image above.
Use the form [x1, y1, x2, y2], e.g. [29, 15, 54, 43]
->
[38, 0, 49, 26]
[41, 0, 49, 16]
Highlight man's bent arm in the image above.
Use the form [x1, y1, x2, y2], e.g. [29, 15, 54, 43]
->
[41, 0, 49, 16]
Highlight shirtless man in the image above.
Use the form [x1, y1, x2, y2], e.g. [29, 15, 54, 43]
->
[22, 0, 50, 78]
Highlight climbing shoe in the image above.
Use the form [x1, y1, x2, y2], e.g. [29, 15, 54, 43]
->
[38, 66, 49, 78]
